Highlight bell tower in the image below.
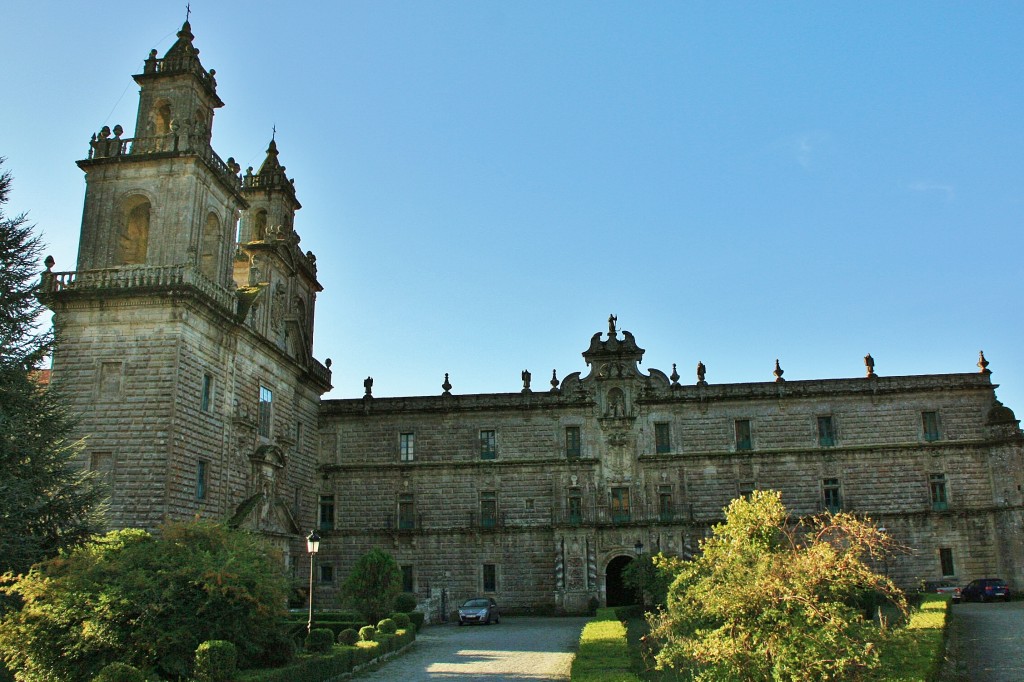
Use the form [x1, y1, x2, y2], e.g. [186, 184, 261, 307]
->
[75, 20, 244, 289]
[41, 20, 332, 549]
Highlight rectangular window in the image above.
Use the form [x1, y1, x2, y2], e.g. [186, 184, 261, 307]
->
[923, 411, 940, 442]
[401, 565, 414, 593]
[738, 483, 755, 500]
[930, 473, 948, 511]
[939, 547, 955, 577]
[735, 419, 752, 451]
[89, 451, 115, 489]
[817, 416, 835, 447]
[654, 422, 671, 454]
[295, 421, 303, 452]
[319, 494, 335, 531]
[659, 486, 673, 522]
[568, 494, 583, 524]
[200, 373, 213, 412]
[258, 385, 273, 438]
[398, 493, 415, 530]
[480, 430, 496, 460]
[480, 491, 498, 528]
[400, 432, 415, 462]
[823, 478, 842, 513]
[610, 487, 631, 523]
[99, 361, 123, 397]
[565, 426, 581, 459]
[319, 565, 334, 583]
[482, 564, 497, 592]
[196, 460, 208, 500]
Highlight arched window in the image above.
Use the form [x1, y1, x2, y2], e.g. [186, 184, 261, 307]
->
[151, 100, 172, 136]
[117, 196, 150, 265]
[253, 210, 268, 241]
[200, 212, 221, 281]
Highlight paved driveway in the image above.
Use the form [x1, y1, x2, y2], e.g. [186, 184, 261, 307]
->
[941, 601, 1024, 682]
[354, 616, 590, 681]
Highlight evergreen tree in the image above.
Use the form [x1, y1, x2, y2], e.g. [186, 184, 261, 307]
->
[0, 158, 104, 579]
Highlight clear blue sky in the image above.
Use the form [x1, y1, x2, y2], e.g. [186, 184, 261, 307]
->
[4, 2, 1023, 414]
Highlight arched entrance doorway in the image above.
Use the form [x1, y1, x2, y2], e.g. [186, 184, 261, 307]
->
[606, 555, 639, 607]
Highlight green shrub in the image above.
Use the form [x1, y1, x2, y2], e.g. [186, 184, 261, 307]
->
[390, 612, 411, 629]
[358, 625, 376, 642]
[0, 523, 289, 680]
[253, 628, 295, 668]
[337, 628, 359, 645]
[374, 630, 393, 651]
[570, 608, 642, 682]
[354, 640, 380, 665]
[91, 662, 146, 682]
[237, 647, 355, 682]
[194, 640, 237, 682]
[408, 611, 425, 632]
[394, 593, 417, 613]
[376, 618, 397, 635]
[304, 628, 334, 654]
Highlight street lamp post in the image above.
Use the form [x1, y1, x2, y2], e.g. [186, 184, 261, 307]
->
[306, 530, 321, 634]
[634, 540, 644, 608]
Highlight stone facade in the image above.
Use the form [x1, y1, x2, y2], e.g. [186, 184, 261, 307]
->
[42, 21, 1024, 617]
[316, 323, 1024, 616]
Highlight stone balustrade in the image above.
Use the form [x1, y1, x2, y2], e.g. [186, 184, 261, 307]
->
[42, 265, 235, 312]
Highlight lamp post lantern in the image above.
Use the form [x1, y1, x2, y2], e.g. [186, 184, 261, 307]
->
[306, 529, 321, 634]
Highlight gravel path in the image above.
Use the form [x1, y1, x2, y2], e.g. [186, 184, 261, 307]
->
[354, 616, 590, 681]
[940, 601, 1024, 682]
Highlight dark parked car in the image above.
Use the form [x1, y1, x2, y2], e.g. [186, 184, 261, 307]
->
[960, 578, 1010, 603]
[458, 597, 500, 625]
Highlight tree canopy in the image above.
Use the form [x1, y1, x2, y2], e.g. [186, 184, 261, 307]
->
[340, 548, 402, 624]
[0, 522, 290, 681]
[648, 490, 904, 682]
[0, 159, 104, 579]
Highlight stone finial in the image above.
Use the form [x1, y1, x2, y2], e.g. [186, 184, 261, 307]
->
[442, 372, 452, 395]
[521, 369, 531, 392]
[978, 351, 991, 375]
[865, 353, 876, 379]
[325, 358, 332, 369]
[696, 361, 707, 386]
[44, 255, 55, 271]
[670, 363, 680, 387]
[363, 376, 373, 397]
[773, 359, 785, 382]
[550, 369, 559, 392]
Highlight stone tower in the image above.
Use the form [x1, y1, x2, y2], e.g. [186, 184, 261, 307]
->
[41, 21, 332, 567]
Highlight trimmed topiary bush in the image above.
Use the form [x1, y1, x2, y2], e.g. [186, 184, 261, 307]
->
[358, 625, 376, 642]
[194, 640, 237, 682]
[305, 628, 334, 654]
[376, 618, 397, 635]
[390, 612, 410, 630]
[337, 628, 359, 646]
[393, 592, 417, 613]
[91, 662, 145, 682]
[408, 611, 425, 632]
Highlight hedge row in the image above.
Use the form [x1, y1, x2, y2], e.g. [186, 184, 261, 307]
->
[238, 628, 415, 682]
[569, 608, 642, 682]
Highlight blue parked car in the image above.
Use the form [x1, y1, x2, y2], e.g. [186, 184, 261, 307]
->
[960, 578, 1010, 603]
